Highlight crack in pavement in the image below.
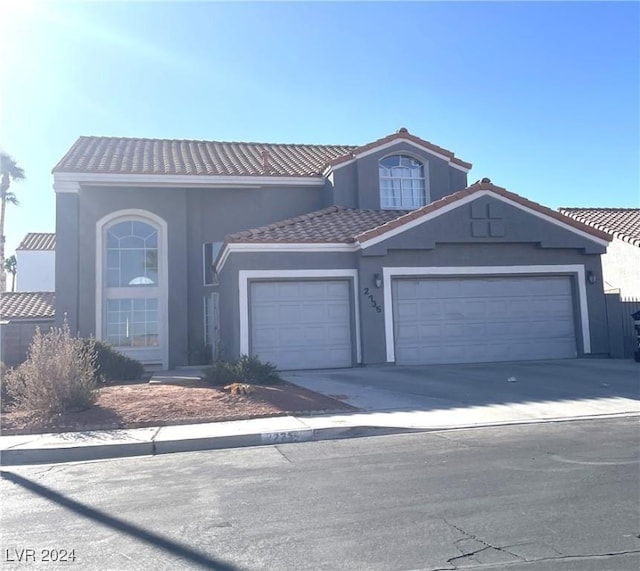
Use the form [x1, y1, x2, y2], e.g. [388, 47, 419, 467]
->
[442, 517, 526, 565]
[274, 445, 292, 463]
[428, 546, 640, 570]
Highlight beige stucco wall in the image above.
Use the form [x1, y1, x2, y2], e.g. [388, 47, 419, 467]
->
[602, 238, 640, 297]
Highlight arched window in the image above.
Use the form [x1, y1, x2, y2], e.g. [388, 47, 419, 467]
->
[106, 221, 158, 287]
[97, 213, 167, 367]
[379, 154, 427, 209]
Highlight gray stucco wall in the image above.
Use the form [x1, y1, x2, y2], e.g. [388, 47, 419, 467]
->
[363, 196, 607, 256]
[61, 184, 325, 368]
[55, 193, 79, 332]
[329, 141, 468, 210]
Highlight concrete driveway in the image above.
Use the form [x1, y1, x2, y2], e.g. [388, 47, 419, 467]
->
[282, 359, 640, 416]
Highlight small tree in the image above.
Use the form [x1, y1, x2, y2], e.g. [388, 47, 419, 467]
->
[0, 153, 25, 292]
[3, 254, 16, 292]
[6, 323, 97, 415]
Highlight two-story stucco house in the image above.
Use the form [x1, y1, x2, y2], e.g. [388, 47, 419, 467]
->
[52, 128, 612, 371]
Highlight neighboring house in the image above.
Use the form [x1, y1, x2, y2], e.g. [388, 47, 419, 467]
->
[0, 291, 55, 367]
[15, 232, 56, 292]
[558, 208, 640, 297]
[52, 128, 612, 370]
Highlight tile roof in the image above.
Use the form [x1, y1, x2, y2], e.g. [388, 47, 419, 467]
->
[356, 180, 611, 244]
[558, 208, 640, 247]
[0, 292, 55, 320]
[16, 232, 56, 251]
[227, 206, 408, 243]
[329, 127, 472, 171]
[52, 129, 472, 178]
[53, 136, 356, 177]
[224, 180, 610, 248]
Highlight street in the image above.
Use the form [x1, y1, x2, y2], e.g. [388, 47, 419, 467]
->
[1, 417, 639, 571]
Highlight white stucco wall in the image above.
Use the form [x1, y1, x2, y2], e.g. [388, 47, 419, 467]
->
[602, 238, 640, 297]
[15, 250, 56, 292]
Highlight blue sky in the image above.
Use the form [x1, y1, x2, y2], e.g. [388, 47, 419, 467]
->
[1, 0, 638, 256]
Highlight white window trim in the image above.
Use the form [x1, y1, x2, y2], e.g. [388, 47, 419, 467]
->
[379, 152, 430, 210]
[238, 269, 361, 364]
[96, 209, 169, 369]
[382, 265, 591, 363]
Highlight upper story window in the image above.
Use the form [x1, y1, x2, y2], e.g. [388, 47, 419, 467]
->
[203, 241, 223, 286]
[106, 220, 158, 287]
[379, 154, 426, 210]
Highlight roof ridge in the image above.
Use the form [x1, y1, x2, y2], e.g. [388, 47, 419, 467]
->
[559, 207, 640, 211]
[1, 291, 55, 296]
[78, 135, 357, 149]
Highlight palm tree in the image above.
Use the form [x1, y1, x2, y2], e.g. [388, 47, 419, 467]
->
[1, 153, 25, 292]
[3, 255, 16, 292]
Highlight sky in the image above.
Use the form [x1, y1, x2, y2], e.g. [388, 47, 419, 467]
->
[1, 0, 638, 257]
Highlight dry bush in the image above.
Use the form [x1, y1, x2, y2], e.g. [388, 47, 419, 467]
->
[6, 323, 98, 415]
[224, 382, 254, 396]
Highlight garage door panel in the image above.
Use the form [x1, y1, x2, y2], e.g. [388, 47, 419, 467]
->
[251, 280, 352, 370]
[393, 276, 577, 365]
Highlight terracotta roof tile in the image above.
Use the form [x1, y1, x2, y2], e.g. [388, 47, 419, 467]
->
[558, 208, 640, 247]
[224, 181, 611, 249]
[0, 292, 55, 320]
[16, 232, 56, 251]
[53, 129, 472, 178]
[329, 127, 472, 170]
[356, 181, 612, 243]
[53, 136, 357, 177]
[227, 206, 408, 244]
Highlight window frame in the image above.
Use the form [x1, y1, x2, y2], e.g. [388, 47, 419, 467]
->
[379, 153, 429, 210]
[203, 241, 223, 286]
[96, 210, 169, 369]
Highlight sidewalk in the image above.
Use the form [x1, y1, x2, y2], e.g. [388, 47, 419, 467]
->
[2, 394, 638, 466]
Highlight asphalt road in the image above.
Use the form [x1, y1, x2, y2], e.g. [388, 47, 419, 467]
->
[1, 418, 639, 571]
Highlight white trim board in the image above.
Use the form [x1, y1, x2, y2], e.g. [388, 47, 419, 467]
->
[360, 190, 610, 250]
[216, 243, 359, 273]
[53, 172, 326, 193]
[382, 265, 591, 363]
[238, 269, 361, 365]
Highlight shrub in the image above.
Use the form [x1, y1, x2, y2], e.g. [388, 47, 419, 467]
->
[1, 361, 13, 411]
[202, 355, 282, 386]
[6, 324, 97, 415]
[234, 355, 281, 384]
[81, 339, 143, 385]
[202, 360, 239, 387]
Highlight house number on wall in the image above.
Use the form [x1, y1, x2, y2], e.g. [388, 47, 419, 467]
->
[362, 288, 382, 313]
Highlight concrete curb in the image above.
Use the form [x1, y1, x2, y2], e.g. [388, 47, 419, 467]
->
[1, 411, 638, 467]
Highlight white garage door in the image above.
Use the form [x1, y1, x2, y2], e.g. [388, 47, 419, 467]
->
[393, 276, 577, 365]
[251, 280, 352, 370]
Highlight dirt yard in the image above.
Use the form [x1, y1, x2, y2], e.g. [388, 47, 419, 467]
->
[0, 381, 357, 435]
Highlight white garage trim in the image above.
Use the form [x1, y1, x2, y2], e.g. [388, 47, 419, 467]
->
[382, 265, 590, 363]
[239, 269, 361, 363]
